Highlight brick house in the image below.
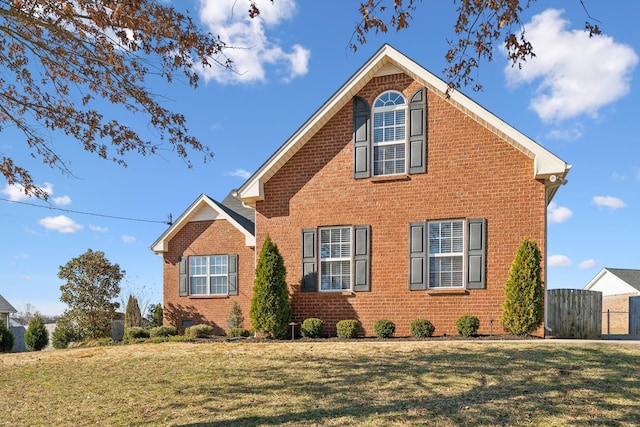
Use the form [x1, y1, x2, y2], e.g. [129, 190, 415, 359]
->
[584, 268, 640, 334]
[152, 44, 570, 337]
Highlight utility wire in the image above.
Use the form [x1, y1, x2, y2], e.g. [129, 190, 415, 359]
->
[0, 197, 172, 225]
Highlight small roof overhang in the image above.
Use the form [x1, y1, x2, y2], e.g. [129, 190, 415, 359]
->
[151, 194, 256, 253]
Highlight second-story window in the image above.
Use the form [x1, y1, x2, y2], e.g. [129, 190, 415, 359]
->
[372, 91, 406, 176]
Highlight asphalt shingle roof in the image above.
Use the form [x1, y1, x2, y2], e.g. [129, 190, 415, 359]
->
[606, 268, 640, 292]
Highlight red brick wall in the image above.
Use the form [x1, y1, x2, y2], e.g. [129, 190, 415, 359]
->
[255, 74, 547, 337]
[163, 220, 255, 334]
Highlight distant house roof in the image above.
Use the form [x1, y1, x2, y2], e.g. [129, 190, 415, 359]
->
[585, 268, 640, 293]
[604, 268, 640, 292]
[0, 294, 17, 314]
[151, 192, 255, 253]
[236, 43, 571, 208]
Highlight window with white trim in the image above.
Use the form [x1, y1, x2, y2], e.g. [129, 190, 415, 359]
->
[428, 220, 464, 288]
[189, 255, 229, 295]
[372, 91, 406, 176]
[319, 227, 351, 291]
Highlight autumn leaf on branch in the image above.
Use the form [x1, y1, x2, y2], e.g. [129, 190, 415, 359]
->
[0, 0, 261, 199]
[350, 0, 602, 95]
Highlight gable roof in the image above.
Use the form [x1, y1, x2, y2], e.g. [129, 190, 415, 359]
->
[236, 44, 571, 207]
[151, 192, 255, 253]
[585, 268, 640, 292]
[0, 294, 17, 314]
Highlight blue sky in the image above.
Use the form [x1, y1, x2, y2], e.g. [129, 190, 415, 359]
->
[1, 0, 639, 316]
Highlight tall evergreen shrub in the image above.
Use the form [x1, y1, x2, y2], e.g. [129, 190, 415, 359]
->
[250, 235, 291, 339]
[25, 314, 49, 351]
[501, 238, 544, 335]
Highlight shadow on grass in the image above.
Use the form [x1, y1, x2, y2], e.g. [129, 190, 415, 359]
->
[171, 343, 640, 426]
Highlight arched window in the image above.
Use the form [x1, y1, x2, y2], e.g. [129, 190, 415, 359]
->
[372, 91, 406, 176]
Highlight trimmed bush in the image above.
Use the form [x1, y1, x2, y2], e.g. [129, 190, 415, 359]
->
[336, 320, 361, 339]
[300, 318, 324, 338]
[227, 327, 251, 338]
[250, 235, 292, 339]
[149, 325, 177, 338]
[501, 238, 544, 336]
[227, 301, 244, 330]
[25, 314, 49, 351]
[124, 327, 150, 340]
[0, 320, 14, 353]
[185, 324, 214, 338]
[456, 315, 480, 337]
[410, 319, 435, 338]
[373, 319, 396, 338]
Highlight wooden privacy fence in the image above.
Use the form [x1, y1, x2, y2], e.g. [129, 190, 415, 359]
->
[547, 289, 602, 339]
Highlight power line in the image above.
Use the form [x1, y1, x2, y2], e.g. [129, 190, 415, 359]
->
[0, 197, 171, 225]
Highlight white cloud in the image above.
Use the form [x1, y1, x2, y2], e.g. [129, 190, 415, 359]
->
[549, 254, 572, 267]
[121, 235, 137, 244]
[196, 0, 310, 84]
[578, 259, 597, 269]
[227, 168, 252, 179]
[611, 171, 627, 181]
[547, 202, 573, 224]
[545, 125, 583, 142]
[505, 9, 638, 122]
[38, 215, 83, 233]
[53, 195, 71, 206]
[593, 195, 627, 210]
[1, 182, 53, 201]
[89, 224, 109, 233]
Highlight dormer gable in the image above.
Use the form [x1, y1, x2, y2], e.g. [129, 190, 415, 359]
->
[151, 193, 255, 253]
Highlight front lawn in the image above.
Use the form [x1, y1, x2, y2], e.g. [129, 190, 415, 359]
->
[1, 340, 638, 426]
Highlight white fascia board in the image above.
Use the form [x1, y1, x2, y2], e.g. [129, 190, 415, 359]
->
[150, 194, 255, 253]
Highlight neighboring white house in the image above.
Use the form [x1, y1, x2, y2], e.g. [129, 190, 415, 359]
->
[585, 268, 640, 334]
[585, 268, 640, 297]
[0, 294, 17, 327]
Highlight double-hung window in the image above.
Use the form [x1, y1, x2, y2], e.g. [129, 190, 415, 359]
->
[428, 220, 464, 288]
[409, 218, 486, 290]
[301, 225, 371, 293]
[372, 91, 406, 176]
[189, 255, 229, 295]
[319, 227, 352, 291]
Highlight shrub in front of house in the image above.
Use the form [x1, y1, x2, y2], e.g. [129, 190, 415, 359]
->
[185, 324, 214, 339]
[456, 315, 480, 337]
[124, 327, 150, 341]
[501, 238, 544, 336]
[410, 319, 435, 338]
[149, 325, 177, 338]
[301, 318, 324, 338]
[336, 320, 361, 339]
[373, 319, 396, 338]
[25, 314, 49, 351]
[227, 327, 251, 338]
[227, 301, 244, 330]
[0, 320, 14, 353]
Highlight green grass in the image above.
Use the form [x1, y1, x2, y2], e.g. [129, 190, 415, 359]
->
[1, 340, 639, 426]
